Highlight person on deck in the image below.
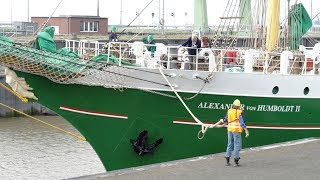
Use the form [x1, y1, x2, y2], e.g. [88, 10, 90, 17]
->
[213, 99, 249, 167]
[143, 35, 156, 57]
[179, 34, 201, 70]
[109, 26, 118, 42]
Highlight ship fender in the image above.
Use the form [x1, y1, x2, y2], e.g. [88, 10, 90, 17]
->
[132, 41, 145, 67]
[130, 130, 163, 156]
[178, 47, 189, 70]
[4, 67, 38, 100]
[199, 48, 216, 72]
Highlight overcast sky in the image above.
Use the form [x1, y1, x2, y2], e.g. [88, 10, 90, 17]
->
[0, 0, 319, 26]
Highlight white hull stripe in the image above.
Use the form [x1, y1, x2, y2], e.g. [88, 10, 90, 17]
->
[60, 106, 128, 119]
[173, 120, 320, 130]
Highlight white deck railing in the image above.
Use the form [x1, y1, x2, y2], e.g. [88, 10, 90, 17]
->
[65, 40, 320, 75]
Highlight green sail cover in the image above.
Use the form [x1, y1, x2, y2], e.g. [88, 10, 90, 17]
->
[34, 26, 57, 52]
[0, 25, 133, 77]
[0, 34, 133, 78]
[290, 3, 312, 50]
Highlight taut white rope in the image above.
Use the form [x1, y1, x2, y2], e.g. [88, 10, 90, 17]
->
[158, 67, 215, 139]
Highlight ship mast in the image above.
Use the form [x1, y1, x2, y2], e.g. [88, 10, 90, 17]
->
[194, 0, 209, 33]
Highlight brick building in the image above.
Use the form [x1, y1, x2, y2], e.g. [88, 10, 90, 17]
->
[31, 15, 108, 36]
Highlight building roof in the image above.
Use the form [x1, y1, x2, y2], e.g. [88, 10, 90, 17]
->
[31, 15, 107, 19]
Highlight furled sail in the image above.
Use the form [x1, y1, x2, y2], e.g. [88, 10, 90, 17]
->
[265, 0, 280, 51]
[290, 3, 313, 50]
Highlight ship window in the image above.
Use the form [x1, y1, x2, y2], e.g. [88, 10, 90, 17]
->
[272, 86, 279, 94]
[304, 87, 309, 95]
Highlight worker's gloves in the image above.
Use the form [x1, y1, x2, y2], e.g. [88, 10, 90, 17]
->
[245, 131, 249, 138]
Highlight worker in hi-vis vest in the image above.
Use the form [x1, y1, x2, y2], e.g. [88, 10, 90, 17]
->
[213, 99, 249, 167]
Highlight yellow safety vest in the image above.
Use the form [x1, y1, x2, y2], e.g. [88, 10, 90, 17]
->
[227, 109, 243, 133]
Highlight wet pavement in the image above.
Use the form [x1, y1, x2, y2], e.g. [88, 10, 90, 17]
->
[77, 138, 320, 180]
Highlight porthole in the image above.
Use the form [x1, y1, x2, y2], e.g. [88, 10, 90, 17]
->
[304, 87, 309, 95]
[272, 86, 279, 94]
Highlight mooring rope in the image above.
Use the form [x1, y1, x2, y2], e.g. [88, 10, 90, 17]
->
[0, 82, 28, 103]
[0, 101, 86, 141]
[158, 67, 216, 139]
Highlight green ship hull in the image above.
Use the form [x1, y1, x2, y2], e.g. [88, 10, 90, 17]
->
[15, 71, 320, 171]
[1, 33, 319, 171]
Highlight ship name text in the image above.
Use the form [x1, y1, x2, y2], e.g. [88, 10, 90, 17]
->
[198, 102, 301, 112]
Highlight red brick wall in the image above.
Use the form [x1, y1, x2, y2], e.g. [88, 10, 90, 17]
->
[31, 17, 69, 34]
[31, 17, 108, 36]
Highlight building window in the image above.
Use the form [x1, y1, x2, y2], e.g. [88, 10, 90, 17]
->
[80, 21, 99, 32]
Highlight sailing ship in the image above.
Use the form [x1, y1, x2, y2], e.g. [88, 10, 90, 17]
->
[0, 0, 320, 171]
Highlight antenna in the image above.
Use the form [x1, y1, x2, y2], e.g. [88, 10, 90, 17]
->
[97, 0, 100, 17]
[120, 0, 123, 25]
[162, 0, 164, 34]
[311, 0, 312, 18]
[10, 0, 13, 25]
[28, 0, 30, 22]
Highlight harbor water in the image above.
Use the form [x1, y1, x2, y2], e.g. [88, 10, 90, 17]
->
[0, 115, 105, 179]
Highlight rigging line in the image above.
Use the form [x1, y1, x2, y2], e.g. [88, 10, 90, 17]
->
[140, 74, 212, 100]
[125, 25, 149, 43]
[223, 0, 237, 48]
[4, 41, 123, 74]
[1, 41, 172, 86]
[183, 80, 208, 100]
[227, 0, 248, 49]
[312, 11, 320, 20]
[90, 61, 175, 79]
[1, 45, 163, 87]
[4, 29, 170, 79]
[24, 0, 65, 46]
[3, 41, 200, 87]
[118, 0, 155, 39]
[0, 101, 86, 141]
[0, 82, 28, 102]
[211, 0, 232, 42]
[101, 68, 170, 87]
[218, 0, 232, 32]
[4, 39, 88, 67]
[32, 0, 64, 36]
[119, 66, 172, 77]
[138, 77, 213, 101]
[112, 118, 136, 153]
[304, 35, 317, 46]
